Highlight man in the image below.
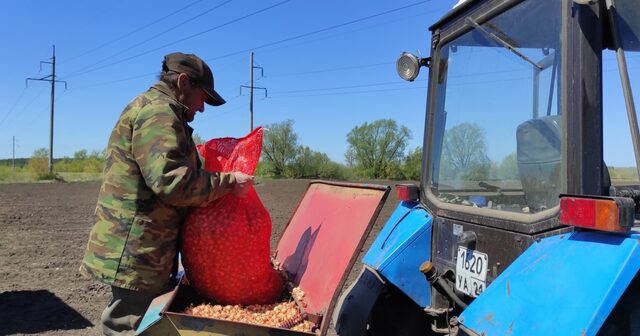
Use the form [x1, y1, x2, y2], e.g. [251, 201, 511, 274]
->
[80, 52, 253, 335]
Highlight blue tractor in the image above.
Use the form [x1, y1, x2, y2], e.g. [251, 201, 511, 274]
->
[333, 0, 640, 335]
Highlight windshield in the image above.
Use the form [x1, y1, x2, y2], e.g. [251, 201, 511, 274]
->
[603, 0, 640, 186]
[428, 0, 562, 217]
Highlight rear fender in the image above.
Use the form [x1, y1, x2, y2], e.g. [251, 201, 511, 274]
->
[332, 201, 433, 335]
[363, 201, 433, 308]
[458, 230, 640, 335]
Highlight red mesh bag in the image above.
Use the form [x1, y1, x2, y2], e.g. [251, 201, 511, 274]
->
[181, 127, 283, 305]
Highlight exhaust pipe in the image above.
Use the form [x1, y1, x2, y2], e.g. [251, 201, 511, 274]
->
[420, 261, 468, 309]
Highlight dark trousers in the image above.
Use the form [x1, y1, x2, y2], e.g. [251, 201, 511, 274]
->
[100, 286, 156, 336]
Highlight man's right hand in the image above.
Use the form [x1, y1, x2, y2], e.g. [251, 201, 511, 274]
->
[231, 172, 254, 197]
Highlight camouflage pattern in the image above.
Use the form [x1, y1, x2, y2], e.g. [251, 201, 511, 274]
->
[80, 81, 236, 292]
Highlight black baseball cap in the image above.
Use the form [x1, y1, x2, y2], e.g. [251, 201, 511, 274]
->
[163, 52, 226, 106]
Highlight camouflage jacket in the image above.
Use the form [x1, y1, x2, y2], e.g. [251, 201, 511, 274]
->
[80, 81, 236, 292]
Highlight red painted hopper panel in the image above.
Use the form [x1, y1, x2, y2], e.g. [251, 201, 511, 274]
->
[274, 181, 389, 330]
[138, 180, 389, 336]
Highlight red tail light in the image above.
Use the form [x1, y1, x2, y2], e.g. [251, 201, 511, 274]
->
[559, 195, 635, 233]
[396, 184, 420, 202]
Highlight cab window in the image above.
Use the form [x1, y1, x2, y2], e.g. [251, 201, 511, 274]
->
[428, 0, 563, 216]
[603, 0, 640, 187]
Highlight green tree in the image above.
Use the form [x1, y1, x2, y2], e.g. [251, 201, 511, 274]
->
[345, 119, 411, 179]
[262, 120, 299, 177]
[290, 146, 318, 178]
[74, 149, 88, 160]
[442, 123, 490, 180]
[26, 148, 51, 179]
[319, 161, 353, 180]
[345, 148, 356, 168]
[402, 146, 422, 180]
[254, 159, 275, 177]
[290, 146, 333, 178]
[84, 150, 105, 173]
[497, 152, 518, 179]
[90, 149, 107, 160]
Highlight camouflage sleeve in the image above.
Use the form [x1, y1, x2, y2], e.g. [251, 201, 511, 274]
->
[131, 103, 235, 207]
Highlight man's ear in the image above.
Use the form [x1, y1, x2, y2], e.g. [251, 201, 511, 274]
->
[176, 73, 190, 90]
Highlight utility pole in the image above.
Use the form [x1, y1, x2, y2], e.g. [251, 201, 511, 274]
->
[26, 45, 67, 175]
[240, 52, 267, 132]
[12, 136, 15, 171]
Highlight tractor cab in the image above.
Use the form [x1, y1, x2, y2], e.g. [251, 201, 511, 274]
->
[334, 0, 640, 334]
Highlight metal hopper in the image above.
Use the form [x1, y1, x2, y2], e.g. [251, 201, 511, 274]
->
[136, 180, 390, 335]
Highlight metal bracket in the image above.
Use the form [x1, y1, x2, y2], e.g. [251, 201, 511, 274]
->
[240, 85, 267, 98]
[432, 31, 441, 50]
[420, 57, 432, 68]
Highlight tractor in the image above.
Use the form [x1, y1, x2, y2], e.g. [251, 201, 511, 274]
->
[333, 0, 640, 334]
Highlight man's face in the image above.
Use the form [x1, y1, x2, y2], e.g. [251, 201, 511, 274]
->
[178, 75, 208, 122]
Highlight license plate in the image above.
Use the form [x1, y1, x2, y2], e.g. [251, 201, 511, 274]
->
[455, 246, 488, 297]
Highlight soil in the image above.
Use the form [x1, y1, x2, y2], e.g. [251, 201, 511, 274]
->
[0, 179, 403, 336]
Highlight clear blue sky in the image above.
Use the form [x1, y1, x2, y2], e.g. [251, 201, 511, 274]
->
[0, 0, 458, 164]
[1, 0, 638, 167]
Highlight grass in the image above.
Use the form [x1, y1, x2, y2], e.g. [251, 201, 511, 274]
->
[2, 164, 637, 186]
[57, 172, 103, 182]
[608, 166, 639, 185]
[0, 165, 103, 183]
[0, 170, 34, 183]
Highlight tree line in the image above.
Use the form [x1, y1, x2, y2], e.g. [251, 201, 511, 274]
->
[0, 148, 107, 181]
[3, 119, 423, 181]
[5, 121, 637, 183]
[257, 119, 421, 180]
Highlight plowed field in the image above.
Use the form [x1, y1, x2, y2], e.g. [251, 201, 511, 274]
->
[0, 179, 401, 335]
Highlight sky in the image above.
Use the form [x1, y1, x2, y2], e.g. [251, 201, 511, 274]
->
[0, 0, 459, 164]
[0, 0, 638, 167]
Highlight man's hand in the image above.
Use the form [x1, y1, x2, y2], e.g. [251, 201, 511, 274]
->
[231, 172, 254, 197]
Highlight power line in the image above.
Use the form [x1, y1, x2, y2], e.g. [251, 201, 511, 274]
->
[206, 0, 431, 62]
[66, 0, 431, 78]
[269, 85, 428, 99]
[214, 97, 247, 118]
[1, 85, 51, 129]
[62, 0, 232, 78]
[269, 67, 535, 95]
[26, 90, 68, 126]
[0, 87, 28, 128]
[60, 1, 430, 87]
[271, 80, 406, 94]
[69, 72, 157, 91]
[63, 0, 290, 79]
[272, 65, 563, 98]
[247, 6, 448, 61]
[268, 75, 534, 98]
[26, 100, 53, 126]
[18, 87, 48, 119]
[59, 60, 393, 91]
[59, 59, 548, 97]
[267, 62, 394, 78]
[61, 53, 250, 91]
[61, 0, 205, 64]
